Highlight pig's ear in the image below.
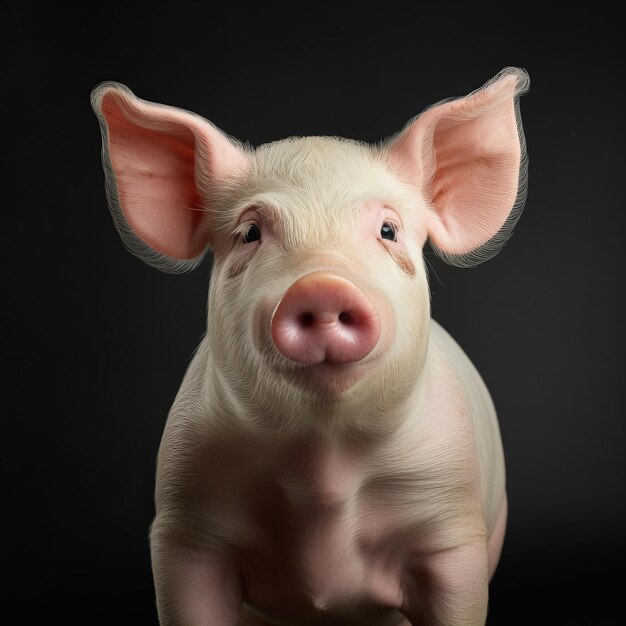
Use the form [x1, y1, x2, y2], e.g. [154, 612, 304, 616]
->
[386, 67, 529, 267]
[91, 83, 250, 273]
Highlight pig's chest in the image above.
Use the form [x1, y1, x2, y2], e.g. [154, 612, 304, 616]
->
[234, 446, 414, 624]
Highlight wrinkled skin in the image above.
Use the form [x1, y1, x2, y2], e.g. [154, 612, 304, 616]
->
[92, 67, 528, 625]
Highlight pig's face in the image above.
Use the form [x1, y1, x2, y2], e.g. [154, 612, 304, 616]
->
[207, 137, 432, 421]
[92, 68, 528, 434]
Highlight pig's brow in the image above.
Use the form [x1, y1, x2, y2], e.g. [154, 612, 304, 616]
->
[234, 202, 282, 226]
[254, 203, 281, 222]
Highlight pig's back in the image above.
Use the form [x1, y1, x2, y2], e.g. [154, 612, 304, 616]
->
[428, 320, 506, 535]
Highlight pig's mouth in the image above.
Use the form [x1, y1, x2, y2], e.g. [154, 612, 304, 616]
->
[272, 354, 380, 397]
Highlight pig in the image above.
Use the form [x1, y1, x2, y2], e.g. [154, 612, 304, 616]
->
[91, 66, 529, 626]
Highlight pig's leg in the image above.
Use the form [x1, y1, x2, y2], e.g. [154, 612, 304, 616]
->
[403, 540, 489, 626]
[150, 532, 242, 625]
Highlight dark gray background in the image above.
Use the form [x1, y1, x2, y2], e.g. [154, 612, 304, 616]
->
[5, 3, 624, 624]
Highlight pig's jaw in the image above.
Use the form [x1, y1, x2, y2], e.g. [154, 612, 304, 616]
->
[260, 346, 428, 440]
[204, 333, 429, 442]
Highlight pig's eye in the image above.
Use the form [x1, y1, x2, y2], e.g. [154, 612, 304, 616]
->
[380, 222, 397, 242]
[242, 223, 261, 244]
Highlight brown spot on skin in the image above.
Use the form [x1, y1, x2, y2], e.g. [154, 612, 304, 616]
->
[396, 253, 416, 277]
[385, 244, 416, 277]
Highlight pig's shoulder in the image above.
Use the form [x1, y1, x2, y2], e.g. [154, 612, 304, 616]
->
[423, 319, 497, 448]
[427, 321, 505, 526]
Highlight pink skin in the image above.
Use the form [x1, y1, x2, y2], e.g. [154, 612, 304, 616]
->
[270, 272, 381, 365]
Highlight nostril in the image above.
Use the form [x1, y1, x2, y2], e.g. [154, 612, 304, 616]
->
[338, 311, 354, 325]
[299, 312, 315, 327]
[299, 311, 355, 327]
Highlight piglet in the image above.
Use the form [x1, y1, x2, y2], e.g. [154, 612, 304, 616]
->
[92, 67, 529, 626]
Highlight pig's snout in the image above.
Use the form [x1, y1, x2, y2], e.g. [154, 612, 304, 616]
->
[271, 272, 381, 365]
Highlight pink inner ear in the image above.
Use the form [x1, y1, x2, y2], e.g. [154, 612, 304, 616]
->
[102, 93, 210, 260]
[387, 70, 526, 261]
[425, 99, 521, 254]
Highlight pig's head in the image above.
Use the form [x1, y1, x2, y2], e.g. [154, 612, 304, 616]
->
[92, 68, 528, 438]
